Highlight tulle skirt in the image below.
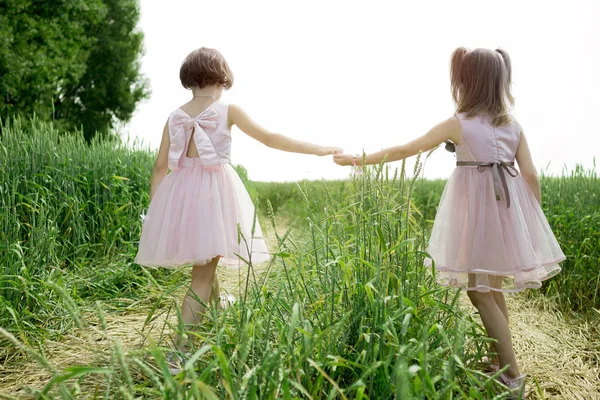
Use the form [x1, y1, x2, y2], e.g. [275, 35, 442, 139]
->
[135, 161, 270, 268]
[425, 167, 564, 292]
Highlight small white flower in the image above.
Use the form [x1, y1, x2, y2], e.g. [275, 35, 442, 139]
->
[140, 210, 147, 223]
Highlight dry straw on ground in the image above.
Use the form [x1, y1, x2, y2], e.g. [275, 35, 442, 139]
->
[0, 261, 273, 399]
[2, 276, 598, 399]
[462, 294, 600, 400]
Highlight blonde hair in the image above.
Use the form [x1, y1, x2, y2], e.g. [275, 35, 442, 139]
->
[450, 47, 514, 126]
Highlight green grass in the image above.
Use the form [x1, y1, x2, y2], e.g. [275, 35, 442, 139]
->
[1, 117, 156, 336]
[1, 117, 598, 398]
[537, 164, 600, 311]
[252, 165, 600, 313]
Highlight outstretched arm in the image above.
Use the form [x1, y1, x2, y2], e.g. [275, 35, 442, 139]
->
[228, 104, 342, 156]
[333, 116, 461, 166]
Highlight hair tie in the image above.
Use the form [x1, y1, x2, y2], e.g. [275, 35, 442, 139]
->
[352, 155, 363, 174]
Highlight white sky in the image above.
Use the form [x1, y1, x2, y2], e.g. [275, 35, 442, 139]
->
[125, 0, 600, 182]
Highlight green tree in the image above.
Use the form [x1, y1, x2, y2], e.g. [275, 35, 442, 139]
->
[0, 0, 149, 139]
[54, 0, 149, 140]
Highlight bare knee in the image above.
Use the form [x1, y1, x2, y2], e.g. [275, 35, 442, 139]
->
[467, 291, 495, 309]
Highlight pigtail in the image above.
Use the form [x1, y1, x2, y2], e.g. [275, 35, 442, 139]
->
[495, 48, 515, 107]
[495, 49, 512, 82]
[450, 47, 468, 105]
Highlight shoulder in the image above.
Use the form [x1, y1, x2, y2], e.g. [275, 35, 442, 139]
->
[507, 114, 523, 140]
[165, 109, 180, 131]
[439, 115, 461, 128]
[421, 115, 462, 145]
[209, 100, 230, 121]
[451, 112, 468, 134]
[437, 115, 462, 143]
[508, 114, 522, 130]
[226, 103, 247, 122]
[167, 107, 184, 122]
[210, 100, 229, 111]
[227, 103, 242, 114]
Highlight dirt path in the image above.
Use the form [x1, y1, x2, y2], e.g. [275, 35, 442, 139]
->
[0, 217, 287, 398]
[462, 294, 600, 399]
[0, 260, 278, 398]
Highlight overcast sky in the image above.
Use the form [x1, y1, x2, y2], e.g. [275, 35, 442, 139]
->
[125, 0, 600, 182]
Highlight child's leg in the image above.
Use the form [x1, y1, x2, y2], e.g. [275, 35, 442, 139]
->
[486, 275, 509, 366]
[490, 275, 509, 323]
[467, 274, 520, 378]
[177, 256, 220, 349]
[209, 274, 222, 308]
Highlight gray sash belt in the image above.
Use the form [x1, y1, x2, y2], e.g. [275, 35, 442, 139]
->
[456, 161, 519, 208]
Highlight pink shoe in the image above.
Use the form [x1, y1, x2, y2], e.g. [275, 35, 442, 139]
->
[499, 373, 527, 399]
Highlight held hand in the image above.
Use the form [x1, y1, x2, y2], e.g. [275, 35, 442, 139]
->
[333, 153, 355, 166]
[316, 146, 343, 156]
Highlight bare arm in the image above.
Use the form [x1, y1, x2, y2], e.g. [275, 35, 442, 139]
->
[333, 116, 462, 166]
[150, 120, 170, 202]
[515, 129, 541, 204]
[228, 104, 341, 156]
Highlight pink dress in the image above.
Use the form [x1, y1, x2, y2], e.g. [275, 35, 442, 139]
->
[135, 101, 270, 268]
[425, 113, 565, 292]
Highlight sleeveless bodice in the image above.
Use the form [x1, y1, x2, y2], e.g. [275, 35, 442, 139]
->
[167, 101, 231, 171]
[454, 113, 521, 163]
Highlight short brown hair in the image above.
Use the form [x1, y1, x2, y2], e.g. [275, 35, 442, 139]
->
[179, 47, 234, 90]
[450, 47, 514, 126]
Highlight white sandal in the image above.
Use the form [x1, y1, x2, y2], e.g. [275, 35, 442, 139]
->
[499, 373, 527, 399]
[219, 294, 236, 309]
[166, 352, 184, 375]
[166, 350, 194, 375]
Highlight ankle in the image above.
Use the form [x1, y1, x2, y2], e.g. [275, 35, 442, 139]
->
[174, 333, 190, 351]
[502, 368, 522, 380]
